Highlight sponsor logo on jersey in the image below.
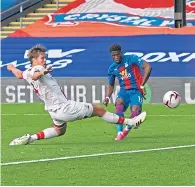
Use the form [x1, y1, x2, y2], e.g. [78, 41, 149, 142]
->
[119, 66, 131, 79]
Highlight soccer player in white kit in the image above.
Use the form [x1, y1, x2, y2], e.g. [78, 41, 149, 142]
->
[7, 44, 146, 145]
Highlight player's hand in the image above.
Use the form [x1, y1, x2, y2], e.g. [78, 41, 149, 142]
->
[46, 65, 53, 71]
[43, 65, 53, 75]
[7, 64, 15, 71]
[103, 97, 109, 107]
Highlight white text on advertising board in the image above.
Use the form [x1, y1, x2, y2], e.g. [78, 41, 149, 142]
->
[0, 51, 194, 70]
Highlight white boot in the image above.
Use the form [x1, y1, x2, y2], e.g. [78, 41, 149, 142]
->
[9, 134, 31, 146]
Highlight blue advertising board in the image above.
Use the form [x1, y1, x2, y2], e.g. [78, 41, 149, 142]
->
[1, 35, 195, 77]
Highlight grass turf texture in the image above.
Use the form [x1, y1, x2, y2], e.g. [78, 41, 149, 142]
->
[1, 103, 195, 186]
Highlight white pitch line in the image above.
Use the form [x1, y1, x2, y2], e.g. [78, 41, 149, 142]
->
[148, 114, 195, 117]
[1, 144, 195, 166]
[1, 113, 43, 116]
[1, 113, 195, 117]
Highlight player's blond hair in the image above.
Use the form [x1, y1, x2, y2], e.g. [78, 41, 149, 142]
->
[27, 44, 46, 64]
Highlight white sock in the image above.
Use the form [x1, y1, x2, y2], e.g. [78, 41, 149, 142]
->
[101, 112, 133, 126]
[29, 127, 58, 143]
[30, 134, 38, 143]
[43, 128, 58, 139]
[101, 112, 120, 123]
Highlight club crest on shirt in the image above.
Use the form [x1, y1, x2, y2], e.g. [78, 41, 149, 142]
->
[119, 66, 131, 80]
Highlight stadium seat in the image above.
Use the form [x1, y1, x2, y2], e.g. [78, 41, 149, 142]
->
[1, 0, 75, 39]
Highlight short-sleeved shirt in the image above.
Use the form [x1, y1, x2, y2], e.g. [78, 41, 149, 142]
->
[23, 65, 67, 111]
[108, 55, 144, 90]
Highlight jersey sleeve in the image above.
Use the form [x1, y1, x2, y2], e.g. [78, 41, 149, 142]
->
[22, 70, 31, 80]
[23, 65, 45, 80]
[130, 55, 144, 67]
[107, 67, 115, 86]
[32, 65, 45, 74]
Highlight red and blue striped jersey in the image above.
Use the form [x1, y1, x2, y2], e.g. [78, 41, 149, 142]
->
[108, 54, 144, 91]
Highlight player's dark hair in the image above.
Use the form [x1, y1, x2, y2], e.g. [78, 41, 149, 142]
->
[28, 44, 46, 64]
[109, 44, 121, 53]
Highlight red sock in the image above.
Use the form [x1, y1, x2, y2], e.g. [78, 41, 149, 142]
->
[117, 116, 125, 124]
[36, 131, 45, 140]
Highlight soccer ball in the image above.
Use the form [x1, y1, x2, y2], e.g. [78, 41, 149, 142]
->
[163, 91, 181, 108]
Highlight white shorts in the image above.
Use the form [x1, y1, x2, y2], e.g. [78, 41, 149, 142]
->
[48, 100, 93, 126]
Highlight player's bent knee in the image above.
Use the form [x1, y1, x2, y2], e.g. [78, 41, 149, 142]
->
[115, 98, 124, 105]
[92, 104, 106, 117]
[115, 103, 124, 113]
[131, 105, 141, 112]
[54, 123, 67, 136]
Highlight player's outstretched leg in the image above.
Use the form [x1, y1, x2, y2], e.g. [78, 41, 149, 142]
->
[9, 124, 66, 145]
[91, 104, 146, 128]
[9, 134, 31, 146]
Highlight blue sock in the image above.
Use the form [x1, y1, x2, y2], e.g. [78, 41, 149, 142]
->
[126, 125, 132, 131]
[115, 104, 125, 134]
[116, 112, 124, 133]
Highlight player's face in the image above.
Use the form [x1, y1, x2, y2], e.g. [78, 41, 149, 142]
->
[33, 52, 46, 67]
[111, 51, 122, 63]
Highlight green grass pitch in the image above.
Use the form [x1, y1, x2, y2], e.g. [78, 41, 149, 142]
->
[1, 103, 195, 186]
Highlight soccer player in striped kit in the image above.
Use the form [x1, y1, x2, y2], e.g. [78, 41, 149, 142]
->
[7, 44, 147, 145]
[103, 44, 152, 140]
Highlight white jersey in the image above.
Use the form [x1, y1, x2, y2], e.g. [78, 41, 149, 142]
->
[23, 65, 67, 111]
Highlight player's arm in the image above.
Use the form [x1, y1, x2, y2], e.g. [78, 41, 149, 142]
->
[31, 65, 53, 81]
[7, 64, 23, 79]
[105, 84, 115, 98]
[131, 55, 152, 87]
[31, 71, 44, 80]
[103, 71, 115, 106]
[141, 61, 152, 87]
[103, 83, 115, 106]
[105, 71, 116, 98]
